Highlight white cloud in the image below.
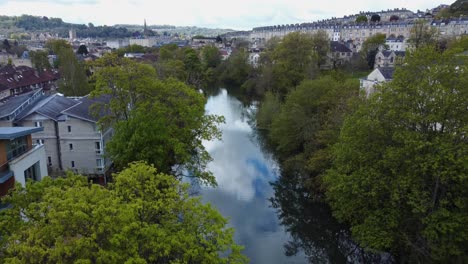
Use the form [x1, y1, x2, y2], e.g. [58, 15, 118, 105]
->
[0, 0, 455, 30]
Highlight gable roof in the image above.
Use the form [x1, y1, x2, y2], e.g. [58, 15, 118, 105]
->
[15, 94, 78, 121]
[330, 41, 352, 53]
[0, 89, 43, 119]
[62, 95, 111, 123]
[0, 65, 58, 93]
[377, 67, 395, 80]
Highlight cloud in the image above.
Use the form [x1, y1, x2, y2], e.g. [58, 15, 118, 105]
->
[0, 0, 454, 30]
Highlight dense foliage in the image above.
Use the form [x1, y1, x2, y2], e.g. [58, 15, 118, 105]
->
[92, 54, 223, 185]
[324, 46, 468, 262]
[0, 162, 247, 263]
[46, 39, 90, 96]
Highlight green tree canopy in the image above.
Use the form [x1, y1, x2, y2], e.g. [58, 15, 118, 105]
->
[0, 162, 248, 263]
[356, 15, 368, 23]
[200, 45, 221, 69]
[77, 44, 88, 55]
[269, 75, 358, 194]
[408, 20, 439, 49]
[92, 55, 224, 185]
[46, 39, 90, 95]
[360, 33, 387, 69]
[324, 47, 468, 262]
[270, 32, 318, 96]
[30, 50, 51, 71]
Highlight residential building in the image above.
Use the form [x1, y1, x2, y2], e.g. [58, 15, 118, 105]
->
[360, 67, 395, 97]
[326, 41, 354, 68]
[374, 50, 405, 68]
[15, 94, 113, 181]
[129, 38, 157, 47]
[0, 127, 47, 196]
[106, 39, 130, 49]
[0, 65, 59, 100]
[0, 89, 44, 127]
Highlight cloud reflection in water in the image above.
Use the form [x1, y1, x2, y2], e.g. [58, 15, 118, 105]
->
[202, 89, 306, 263]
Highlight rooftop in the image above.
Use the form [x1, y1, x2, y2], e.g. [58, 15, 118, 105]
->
[0, 127, 43, 140]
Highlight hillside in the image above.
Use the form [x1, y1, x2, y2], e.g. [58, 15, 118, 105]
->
[0, 15, 234, 39]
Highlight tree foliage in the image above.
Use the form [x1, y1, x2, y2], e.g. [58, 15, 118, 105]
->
[219, 48, 252, 87]
[46, 39, 90, 96]
[268, 76, 358, 194]
[0, 162, 248, 263]
[77, 44, 89, 55]
[356, 15, 368, 23]
[92, 54, 224, 185]
[324, 47, 468, 262]
[408, 20, 439, 49]
[30, 50, 51, 71]
[360, 33, 387, 69]
[269, 32, 318, 96]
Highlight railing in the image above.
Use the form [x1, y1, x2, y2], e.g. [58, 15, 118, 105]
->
[6, 144, 32, 161]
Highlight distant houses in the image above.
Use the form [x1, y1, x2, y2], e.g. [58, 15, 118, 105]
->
[360, 67, 395, 97]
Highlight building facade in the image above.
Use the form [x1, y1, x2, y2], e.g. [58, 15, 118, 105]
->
[14, 94, 113, 181]
[0, 127, 47, 196]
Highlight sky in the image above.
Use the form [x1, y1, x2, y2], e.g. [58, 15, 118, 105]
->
[0, 0, 455, 30]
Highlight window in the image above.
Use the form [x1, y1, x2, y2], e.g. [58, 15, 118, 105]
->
[69, 143, 73, 150]
[95, 142, 101, 153]
[48, 156, 52, 166]
[36, 139, 44, 145]
[71, 161, 75, 168]
[96, 159, 103, 167]
[67, 125, 71, 133]
[24, 162, 40, 181]
[34, 121, 43, 127]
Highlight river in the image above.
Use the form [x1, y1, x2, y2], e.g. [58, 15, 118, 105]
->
[200, 89, 390, 264]
[201, 89, 307, 263]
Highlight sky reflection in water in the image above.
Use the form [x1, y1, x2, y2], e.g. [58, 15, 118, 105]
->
[202, 89, 306, 263]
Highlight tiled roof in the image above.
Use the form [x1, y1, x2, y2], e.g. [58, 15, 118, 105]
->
[0, 65, 59, 93]
[378, 67, 395, 80]
[62, 95, 111, 123]
[0, 90, 43, 119]
[330, 41, 352, 52]
[15, 94, 77, 121]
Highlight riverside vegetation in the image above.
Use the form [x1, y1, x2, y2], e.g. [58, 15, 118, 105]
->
[0, 25, 466, 262]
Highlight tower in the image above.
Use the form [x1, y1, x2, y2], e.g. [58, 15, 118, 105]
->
[144, 19, 148, 38]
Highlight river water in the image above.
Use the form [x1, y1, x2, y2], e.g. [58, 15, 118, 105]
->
[201, 89, 307, 263]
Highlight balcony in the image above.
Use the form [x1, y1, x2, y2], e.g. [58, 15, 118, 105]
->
[7, 144, 30, 161]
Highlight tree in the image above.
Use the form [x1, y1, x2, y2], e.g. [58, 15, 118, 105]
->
[389, 15, 399, 22]
[269, 32, 317, 96]
[356, 15, 368, 23]
[0, 162, 248, 263]
[2, 39, 10, 52]
[30, 50, 51, 71]
[92, 55, 224, 185]
[77, 44, 88, 55]
[310, 30, 331, 69]
[408, 20, 439, 49]
[370, 14, 381, 22]
[200, 45, 221, 69]
[324, 47, 468, 262]
[46, 39, 90, 95]
[219, 48, 252, 88]
[269, 76, 358, 193]
[360, 33, 386, 69]
[183, 48, 203, 86]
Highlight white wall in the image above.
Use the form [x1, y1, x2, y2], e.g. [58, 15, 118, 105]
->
[9, 144, 47, 187]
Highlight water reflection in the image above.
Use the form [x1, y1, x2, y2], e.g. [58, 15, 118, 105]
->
[202, 89, 306, 263]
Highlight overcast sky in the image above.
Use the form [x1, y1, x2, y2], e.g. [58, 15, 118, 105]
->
[0, 0, 454, 30]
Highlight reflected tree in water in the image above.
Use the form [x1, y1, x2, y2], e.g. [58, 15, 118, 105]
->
[271, 170, 391, 264]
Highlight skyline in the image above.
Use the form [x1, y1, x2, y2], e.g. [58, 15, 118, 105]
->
[0, 0, 455, 30]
